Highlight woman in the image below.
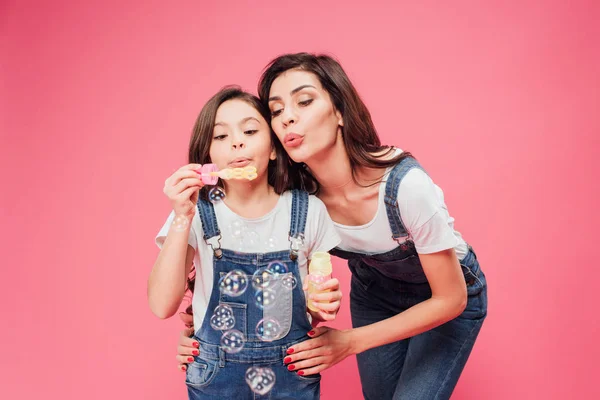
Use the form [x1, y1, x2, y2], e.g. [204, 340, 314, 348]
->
[176, 53, 487, 400]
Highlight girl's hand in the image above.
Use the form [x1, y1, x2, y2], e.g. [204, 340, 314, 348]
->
[176, 312, 198, 371]
[163, 164, 204, 217]
[284, 327, 356, 375]
[305, 278, 342, 324]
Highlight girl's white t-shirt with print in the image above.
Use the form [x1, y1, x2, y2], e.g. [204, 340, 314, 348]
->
[155, 191, 341, 329]
[334, 149, 469, 259]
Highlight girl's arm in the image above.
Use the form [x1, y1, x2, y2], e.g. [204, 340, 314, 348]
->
[148, 163, 204, 319]
[147, 221, 196, 319]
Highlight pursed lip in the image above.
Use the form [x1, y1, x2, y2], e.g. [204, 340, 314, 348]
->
[228, 157, 251, 167]
[283, 133, 304, 147]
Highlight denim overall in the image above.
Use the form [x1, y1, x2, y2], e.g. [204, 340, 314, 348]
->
[330, 157, 488, 400]
[186, 190, 320, 399]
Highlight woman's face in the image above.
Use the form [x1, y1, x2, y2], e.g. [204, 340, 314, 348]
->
[267, 69, 343, 163]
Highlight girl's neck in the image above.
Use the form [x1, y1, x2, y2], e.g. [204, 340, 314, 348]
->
[221, 177, 279, 219]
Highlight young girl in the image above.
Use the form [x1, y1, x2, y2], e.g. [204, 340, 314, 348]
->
[176, 54, 488, 400]
[148, 86, 342, 399]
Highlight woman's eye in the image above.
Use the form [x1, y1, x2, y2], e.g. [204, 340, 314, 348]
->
[299, 99, 313, 106]
[214, 134, 227, 140]
[244, 130, 258, 135]
[271, 109, 282, 117]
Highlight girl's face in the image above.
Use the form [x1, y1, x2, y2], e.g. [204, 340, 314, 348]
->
[209, 99, 276, 182]
[267, 69, 343, 164]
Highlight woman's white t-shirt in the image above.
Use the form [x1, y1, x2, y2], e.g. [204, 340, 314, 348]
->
[334, 149, 469, 259]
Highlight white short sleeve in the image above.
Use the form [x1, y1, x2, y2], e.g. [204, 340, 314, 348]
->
[154, 210, 199, 250]
[397, 169, 459, 254]
[305, 196, 341, 258]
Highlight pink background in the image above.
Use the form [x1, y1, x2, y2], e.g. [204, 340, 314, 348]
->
[2, 1, 598, 399]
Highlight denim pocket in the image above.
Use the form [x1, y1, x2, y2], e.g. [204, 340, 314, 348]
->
[259, 273, 293, 341]
[185, 357, 219, 389]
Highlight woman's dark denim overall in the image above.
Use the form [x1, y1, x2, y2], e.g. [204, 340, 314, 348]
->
[330, 157, 488, 400]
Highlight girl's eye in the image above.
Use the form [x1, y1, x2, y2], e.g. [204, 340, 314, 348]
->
[271, 109, 282, 117]
[299, 99, 313, 106]
[244, 130, 258, 135]
[214, 134, 227, 140]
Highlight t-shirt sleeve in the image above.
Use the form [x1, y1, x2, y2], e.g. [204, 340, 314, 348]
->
[306, 196, 341, 258]
[397, 169, 459, 254]
[155, 210, 198, 251]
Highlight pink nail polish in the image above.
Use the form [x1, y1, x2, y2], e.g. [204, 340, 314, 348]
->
[287, 348, 294, 354]
[287, 364, 295, 371]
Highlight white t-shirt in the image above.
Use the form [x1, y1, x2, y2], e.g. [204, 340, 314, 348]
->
[155, 191, 341, 329]
[334, 149, 469, 259]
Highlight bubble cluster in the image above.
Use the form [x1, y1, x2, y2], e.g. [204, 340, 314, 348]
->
[210, 304, 235, 331]
[219, 270, 248, 297]
[245, 366, 276, 395]
[220, 329, 246, 353]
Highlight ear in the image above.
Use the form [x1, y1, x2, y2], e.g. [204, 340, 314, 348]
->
[335, 109, 344, 127]
[269, 147, 277, 161]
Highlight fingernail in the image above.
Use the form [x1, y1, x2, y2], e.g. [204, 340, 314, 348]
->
[298, 371, 305, 376]
[180, 366, 186, 371]
[308, 331, 315, 336]
[287, 348, 294, 354]
[287, 364, 295, 371]
[284, 357, 292, 363]
[187, 357, 194, 362]
[192, 350, 199, 356]
[193, 342, 199, 348]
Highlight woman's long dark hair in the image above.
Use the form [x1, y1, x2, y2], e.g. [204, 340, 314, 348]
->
[258, 53, 413, 192]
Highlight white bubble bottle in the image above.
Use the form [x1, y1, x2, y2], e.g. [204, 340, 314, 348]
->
[307, 252, 332, 312]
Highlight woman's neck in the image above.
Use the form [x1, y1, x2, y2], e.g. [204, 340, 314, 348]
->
[307, 134, 384, 198]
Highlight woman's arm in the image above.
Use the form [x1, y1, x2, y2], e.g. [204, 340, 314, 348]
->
[284, 248, 467, 375]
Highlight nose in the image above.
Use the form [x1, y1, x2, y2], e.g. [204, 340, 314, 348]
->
[281, 106, 297, 127]
[231, 133, 246, 150]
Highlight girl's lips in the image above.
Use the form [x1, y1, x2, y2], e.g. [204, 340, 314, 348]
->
[228, 159, 251, 167]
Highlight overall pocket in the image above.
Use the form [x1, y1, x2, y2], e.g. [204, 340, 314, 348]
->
[185, 356, 219, 389]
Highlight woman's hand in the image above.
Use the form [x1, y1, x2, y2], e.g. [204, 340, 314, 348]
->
[305, 278, 342, 325]
[175, 312, 198, 371]
[284, 326, 357, 376]
[163, 164, 204, 217]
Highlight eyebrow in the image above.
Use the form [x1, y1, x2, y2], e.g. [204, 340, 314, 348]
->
[214, 116, 260, 127]
[268, 85, 316, 102]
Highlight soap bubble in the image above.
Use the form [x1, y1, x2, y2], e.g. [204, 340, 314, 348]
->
[281, 275, 298, 290]
[267, 261, 288, 278]
[228, 220, 247, 239]
[245, 366, 276, 395]
[219, 270, 248, 297]
[210, 304, 235, 331]
[251, 267, 273, 290]
[256, 318, 283, 342]
[172, 215, 190, 232]
[242, 230, 260, 250]
[254, 288, 277, 310]
[220, 329, 246, 353]
[265, 237, 279, 250]
[208, 187, 226, 203]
